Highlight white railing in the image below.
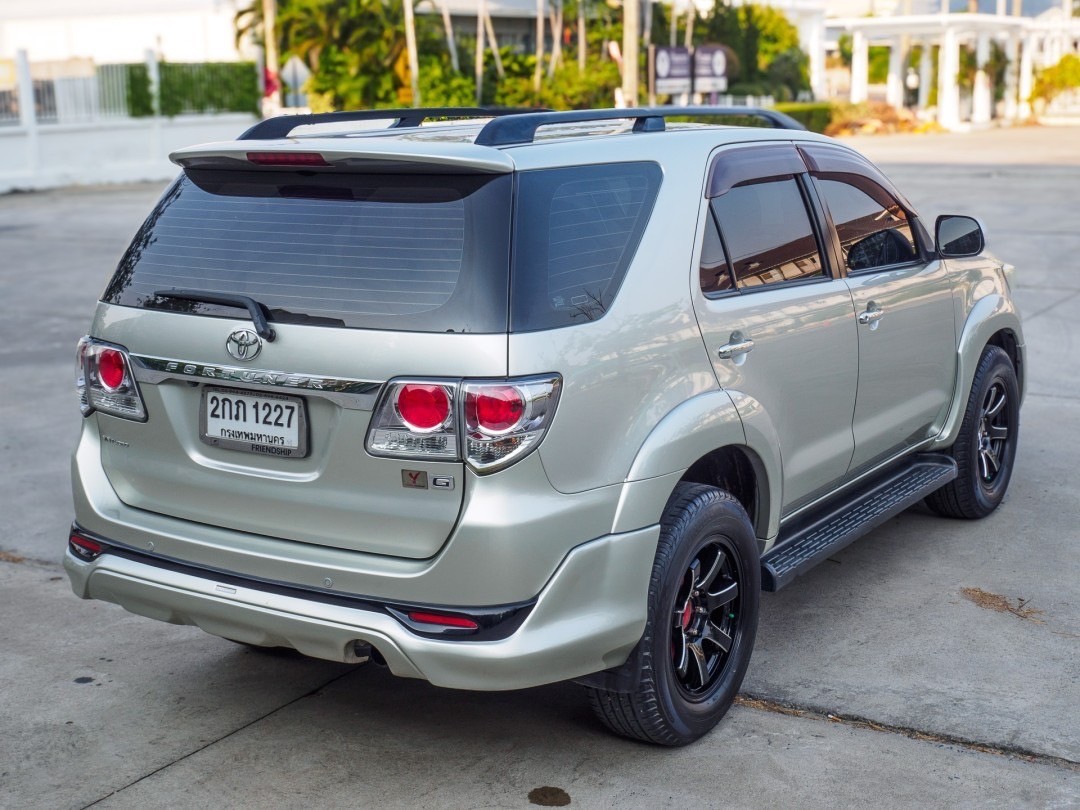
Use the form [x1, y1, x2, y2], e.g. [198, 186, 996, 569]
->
[0, 89, 18, 125]
[97, 64, 132, 118]
[3, 50, 257, 126]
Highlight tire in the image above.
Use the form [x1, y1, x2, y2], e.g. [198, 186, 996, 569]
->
[586, 483, 760, 746]
[926, 345, 1020, 519]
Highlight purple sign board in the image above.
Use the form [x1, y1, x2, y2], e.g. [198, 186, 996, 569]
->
[654, 46, 692, 95]
[694, 46, 729, 93]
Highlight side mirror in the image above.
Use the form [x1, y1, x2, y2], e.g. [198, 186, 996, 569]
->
[935, 215, 985, 258]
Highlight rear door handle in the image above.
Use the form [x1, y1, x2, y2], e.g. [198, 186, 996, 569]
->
[717, 337, 755, 360]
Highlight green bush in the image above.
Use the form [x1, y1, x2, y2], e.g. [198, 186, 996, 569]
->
[158, 62, 260, 116]
[774, 101, 834, 132]
[1032, 53, 1080, 103]
[126, 64, 154, 117]
[495, 58, 621, 110]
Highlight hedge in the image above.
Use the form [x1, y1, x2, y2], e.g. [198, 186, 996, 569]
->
[773, 101, 834, 133]
[124, 61, 259, 117]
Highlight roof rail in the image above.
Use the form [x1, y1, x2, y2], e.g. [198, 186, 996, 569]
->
[238, 107, 546, 141]
[473, 105, 806, 147]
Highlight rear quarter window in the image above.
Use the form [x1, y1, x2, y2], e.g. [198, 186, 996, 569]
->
[510, 162, 662, 331]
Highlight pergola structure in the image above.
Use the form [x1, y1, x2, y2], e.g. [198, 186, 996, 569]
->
[829, 7, 1080, 129]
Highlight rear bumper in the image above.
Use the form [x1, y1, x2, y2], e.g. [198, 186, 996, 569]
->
[64, 523, 658, 691]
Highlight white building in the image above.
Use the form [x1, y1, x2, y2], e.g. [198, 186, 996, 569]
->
[0, 0, 247, 63]
[829, 2, 1080, 128]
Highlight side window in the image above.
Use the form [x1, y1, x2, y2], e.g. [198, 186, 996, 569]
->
[512, 162, 663, 331]
[815, 176, 917, 272]
[699, 210, 734, 294]
[710, 177, 825, 289]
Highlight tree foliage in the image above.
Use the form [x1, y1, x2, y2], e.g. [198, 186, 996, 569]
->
[701, 2, 808, 99]
[1032, 53, 1080, 103]
[236, 0, 810, 110]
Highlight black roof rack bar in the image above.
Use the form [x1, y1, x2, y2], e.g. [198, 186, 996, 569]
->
[474, 108, 663, 147]
[238, 107, 547, 141]
[474, 105, 805, 147]
[669, 105, 807, 131]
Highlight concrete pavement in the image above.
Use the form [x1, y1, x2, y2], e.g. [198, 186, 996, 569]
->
[1, 126, 1078, 808]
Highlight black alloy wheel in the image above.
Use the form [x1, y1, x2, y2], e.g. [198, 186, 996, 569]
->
[927, 344, 1020, 519]
[671, 540, 742, 697]
[976, 381, 1010, 485]
[586, 484, 760, 746]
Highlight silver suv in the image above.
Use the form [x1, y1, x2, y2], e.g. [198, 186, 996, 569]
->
[67, 107, 1025, 745]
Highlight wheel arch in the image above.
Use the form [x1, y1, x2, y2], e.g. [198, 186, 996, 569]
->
[614, 389, 782, 543]
[679, 445, 771, 546]
[933, 293, 1026, 450]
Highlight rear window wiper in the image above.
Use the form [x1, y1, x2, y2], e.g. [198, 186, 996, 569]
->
[154, 289, 277, 342]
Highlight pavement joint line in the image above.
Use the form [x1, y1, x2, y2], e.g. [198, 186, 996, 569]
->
[1026, 391, 1080, 402]
[735, 693, 1080, 773]
[79, 668, 358, 809]
[1023, 288, 1080, 321]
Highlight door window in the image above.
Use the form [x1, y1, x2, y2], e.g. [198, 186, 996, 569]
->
[815, 177, 917, 272]
[708, 178, 825, 290]
[699, 210, 734, 294]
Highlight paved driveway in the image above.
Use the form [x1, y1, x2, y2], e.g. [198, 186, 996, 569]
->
[1, 126, 1077, 808]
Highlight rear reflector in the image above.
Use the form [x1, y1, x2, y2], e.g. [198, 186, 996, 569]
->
[247, 152, 329, 167]
[406, 611, 480, 630]
[69, 532, 104, 560]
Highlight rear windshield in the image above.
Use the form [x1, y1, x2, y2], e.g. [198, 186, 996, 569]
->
[103, 162, 660, 334]
[103, 169, 512, 333]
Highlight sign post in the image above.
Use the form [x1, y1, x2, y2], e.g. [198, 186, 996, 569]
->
[694, 46, 729, 97]
[651, 45, 692, 102]
[281, 55, 311, 109]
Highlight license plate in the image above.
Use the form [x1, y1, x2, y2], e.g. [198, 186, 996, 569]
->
[199, 386, 308, 458]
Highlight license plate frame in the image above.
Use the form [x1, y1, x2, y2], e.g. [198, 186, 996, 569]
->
[199, 386, 309, 459]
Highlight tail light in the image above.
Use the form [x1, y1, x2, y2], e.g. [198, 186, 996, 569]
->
[462, 379, 560, 471]
[367, 375, 561, 473]
[367, 380, 458, 460]
[247, 152, 330, 166]
[76, 337, 147, 422]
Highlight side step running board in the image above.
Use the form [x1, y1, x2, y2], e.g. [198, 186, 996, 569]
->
[761, 454, 958, 591]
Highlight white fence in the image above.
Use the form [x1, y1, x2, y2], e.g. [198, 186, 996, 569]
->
[0, 113, 259, 194]
[0, 50, 257, 193]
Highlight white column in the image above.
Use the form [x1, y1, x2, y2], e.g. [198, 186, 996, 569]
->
[886, 38, 905, 107]
[803, 16, 827, 100]
[15, 50, 38, 184]
[1018, 34, 1035, 118]
[972, 32, 992, 125]
[1047, 33, 1064, 64]
[918, 40, 933, 110]
[1003, 33, 1020, 119]
[937, 27, 961, 129]
[851, 30, 869, 103]
[16, 50, 34, 128]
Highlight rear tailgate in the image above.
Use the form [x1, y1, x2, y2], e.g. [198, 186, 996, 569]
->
[90, 161, 512, 560]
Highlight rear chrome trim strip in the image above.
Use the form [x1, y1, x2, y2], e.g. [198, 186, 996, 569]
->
[130, 354, 382, 411]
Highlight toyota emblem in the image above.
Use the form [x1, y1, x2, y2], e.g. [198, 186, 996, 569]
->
[225, 329, 263, 362]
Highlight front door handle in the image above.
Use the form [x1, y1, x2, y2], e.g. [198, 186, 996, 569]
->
[717, 336, 755, 360]
[858, 303, 885, 329]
